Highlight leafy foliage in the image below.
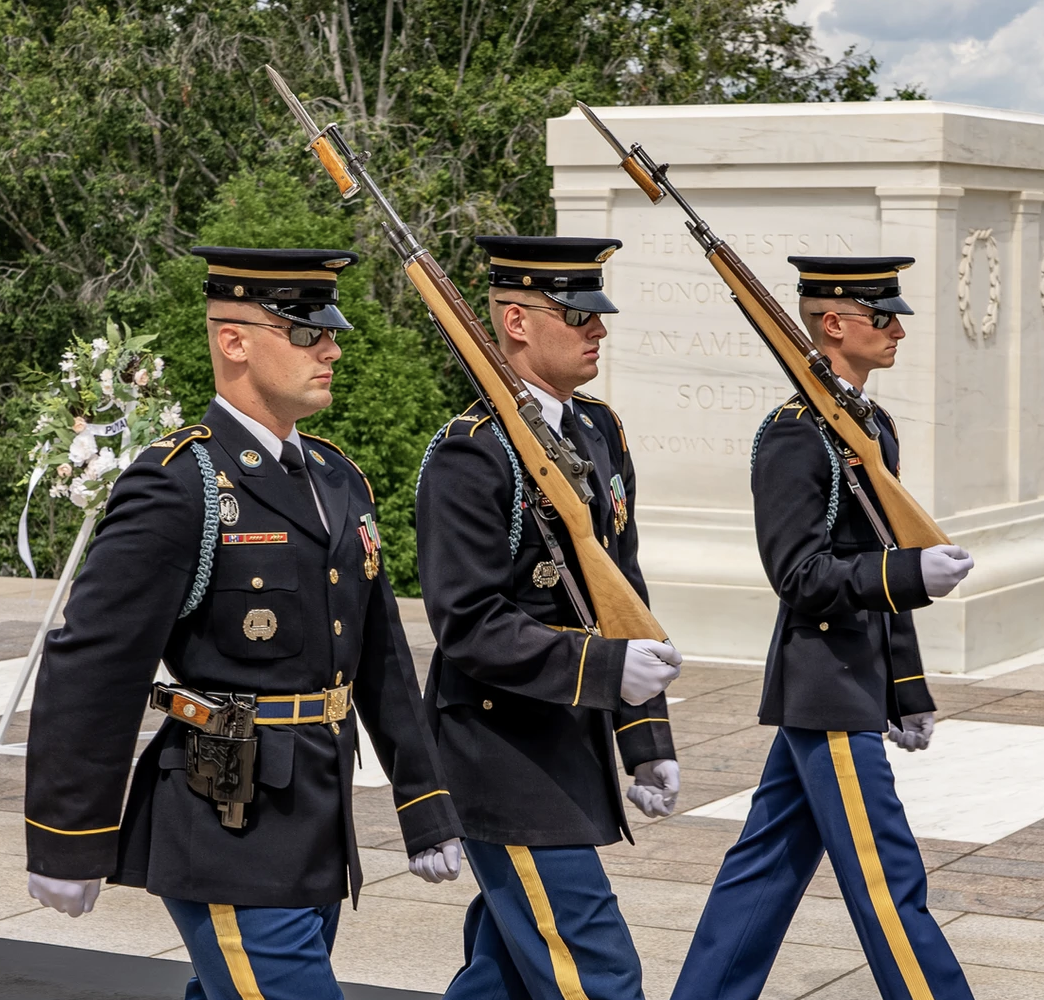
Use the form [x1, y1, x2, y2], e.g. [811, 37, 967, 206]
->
[0, 0, 925, 586]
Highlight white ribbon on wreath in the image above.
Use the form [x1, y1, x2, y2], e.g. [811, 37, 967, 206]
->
[957, 228, 1001, 343]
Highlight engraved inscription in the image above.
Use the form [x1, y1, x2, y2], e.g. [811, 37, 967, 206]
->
[639, 232, 855, 256]
[676, 383, 791, 411]
[637, 330, 768, 358]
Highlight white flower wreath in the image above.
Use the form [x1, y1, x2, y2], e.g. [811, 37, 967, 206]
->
[18, 319, 185, 576]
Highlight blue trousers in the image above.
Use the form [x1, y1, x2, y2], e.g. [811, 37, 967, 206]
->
[445, 839, 644, 1000]
[163, 897, 343, 1000]
[672, 728, 974, 1000]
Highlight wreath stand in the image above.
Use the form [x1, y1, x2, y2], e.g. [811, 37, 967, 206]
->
[0, 516, 96, 754]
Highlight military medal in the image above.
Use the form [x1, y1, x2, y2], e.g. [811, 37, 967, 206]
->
[215, 470, 235, 488]
[532, 561, 560, 588]
[242, 608, 278, 640]
[218, 493, 240, 526]
[239, 450, 262, 468]
[357, 513, 382, 580]
[610, 474, 628, 534]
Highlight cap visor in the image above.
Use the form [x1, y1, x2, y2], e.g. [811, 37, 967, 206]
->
[543, 289, 619, 314]
[261, 302, 353, 330]
[854, 295, 914, 316]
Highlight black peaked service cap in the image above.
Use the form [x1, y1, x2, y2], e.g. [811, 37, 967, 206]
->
[788, 255, 916, 315]
[475, 235, 623, 314]
[191, 247, 359, 330]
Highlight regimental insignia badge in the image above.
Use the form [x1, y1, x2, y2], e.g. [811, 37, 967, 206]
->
[532, 561, 560, 588]
[840, 445, 863, 467]
[218, 493, 240, 526]
[357, 513, 382, 580]
[215, 470, 235, 489]
[610, 473, 628, 534]
[150, 439, 176, 448]
[580, 413, 594, 429]
[242, 608, 277, 641]
[309, 449, 326, 466]
[239, 450, 262, 469]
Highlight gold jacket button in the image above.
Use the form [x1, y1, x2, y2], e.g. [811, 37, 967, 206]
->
[482, 699, 493, 710]
[251, 577, 264, 590]
[331, 721, 341, 735]
[334, 619, 342, 636]
[335, 671, 343, 685]
[819, 622, 829, 631]
[603, 535, 610, 549]
[329, 568, 339, 585]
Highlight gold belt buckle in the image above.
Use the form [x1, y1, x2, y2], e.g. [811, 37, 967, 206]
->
[322, 683, 351, 724]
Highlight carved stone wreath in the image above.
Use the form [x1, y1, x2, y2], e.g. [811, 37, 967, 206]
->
[957, 228, 1000, 342]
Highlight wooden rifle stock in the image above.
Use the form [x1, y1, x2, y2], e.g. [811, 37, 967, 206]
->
[708, 243, 949, 549]
[405, 253, 667, 640]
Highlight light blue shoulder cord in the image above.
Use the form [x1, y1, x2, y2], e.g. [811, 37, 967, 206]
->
[178, 442, 219, 618]
[417, 419, 525, 557]
[750, 406, 840, 530]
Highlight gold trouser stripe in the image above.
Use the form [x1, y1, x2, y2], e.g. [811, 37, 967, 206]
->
[209, 904, 265, 1000]
[615, 717, 670, 735]
[505, 846, 590, 1000]
[490, 256, 600, 271]
[208, 264, 337, 282]
[571, 634, 592, 708]
[396, 789, 450, 813]
[800, 269, 900, 282]
[893, 674, 924, 684]
[827, 732, 935, 1000]
[882, 550, 899, 614]
[25, 817, 120, 836]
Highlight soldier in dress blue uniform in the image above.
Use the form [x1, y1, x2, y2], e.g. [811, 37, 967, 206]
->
[671, 257, 977, 1000]
[416, 236, 683, 1000]
[24, 247, 464, 1000]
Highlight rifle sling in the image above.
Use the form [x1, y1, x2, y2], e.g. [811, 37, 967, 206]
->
[521, 479, 599, 634]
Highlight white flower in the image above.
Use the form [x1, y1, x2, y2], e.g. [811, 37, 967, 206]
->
[85, 447, 118, 480]
[90, 337, 108, 361]
[160, 402, 182, 430]
[49, 481, 70, 498]
[59, 351, 76, 373]
[152, 357, 165, 378]
[68, 429, 98, 466]
[118, 446, 141, 470]
[57, 463, 72, 478]
[61, 372, 80, 388]
[134, 369, 149, 387]
[33, 414, 50, 434]
[72, 416, 87, 433]
[68, 477, 96, 509]
[99, 368, 114, 396]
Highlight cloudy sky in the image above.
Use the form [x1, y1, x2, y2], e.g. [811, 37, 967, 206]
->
[791, 0, 1044, 113]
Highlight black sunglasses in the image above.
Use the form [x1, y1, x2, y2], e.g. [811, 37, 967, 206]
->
[811, 310, 896, 330]
[494, 300, 596, 328]
[209, 318, 339, 348]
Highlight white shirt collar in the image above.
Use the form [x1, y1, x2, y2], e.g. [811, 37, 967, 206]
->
[522, 380, 573, 436]
[215, 395, 303, 464]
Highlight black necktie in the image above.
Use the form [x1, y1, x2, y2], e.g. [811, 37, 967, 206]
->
[560, 406, 590, 461]
[280, 441, 328, 537]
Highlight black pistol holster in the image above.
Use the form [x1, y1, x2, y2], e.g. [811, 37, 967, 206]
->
[151, 683, 258, 829]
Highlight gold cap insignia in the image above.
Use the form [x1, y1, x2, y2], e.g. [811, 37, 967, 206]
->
[595, 247, 616, 263]
[243, 608, 277, 641]
[234, 284, 245, 297]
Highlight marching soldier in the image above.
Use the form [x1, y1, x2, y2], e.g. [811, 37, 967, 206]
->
[671, 257, 976, 1000]
[416, 236, 682, 999]
[24, 247, 464, 1000]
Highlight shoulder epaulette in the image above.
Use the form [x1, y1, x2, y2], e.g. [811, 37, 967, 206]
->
[443, 399, 493, 439]
[149, 424, 211, 466]
[571, 391, 627, 452]
[299, 431, 345, 458]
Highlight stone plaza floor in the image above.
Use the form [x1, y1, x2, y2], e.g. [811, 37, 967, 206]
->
[0, 577, 1043, 998]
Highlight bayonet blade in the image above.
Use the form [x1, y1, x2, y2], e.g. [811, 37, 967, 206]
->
[265, 65, 321, 142]
[576, 101, 630, 160]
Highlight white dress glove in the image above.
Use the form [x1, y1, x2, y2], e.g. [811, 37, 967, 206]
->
[627, 759, 681, 817]
[920, 545, 974, 598]
[887, 712, 935, 752]
[27, 874, 101, 917]
[408, 837, 462, 883]
[621, 640, 682, 706]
